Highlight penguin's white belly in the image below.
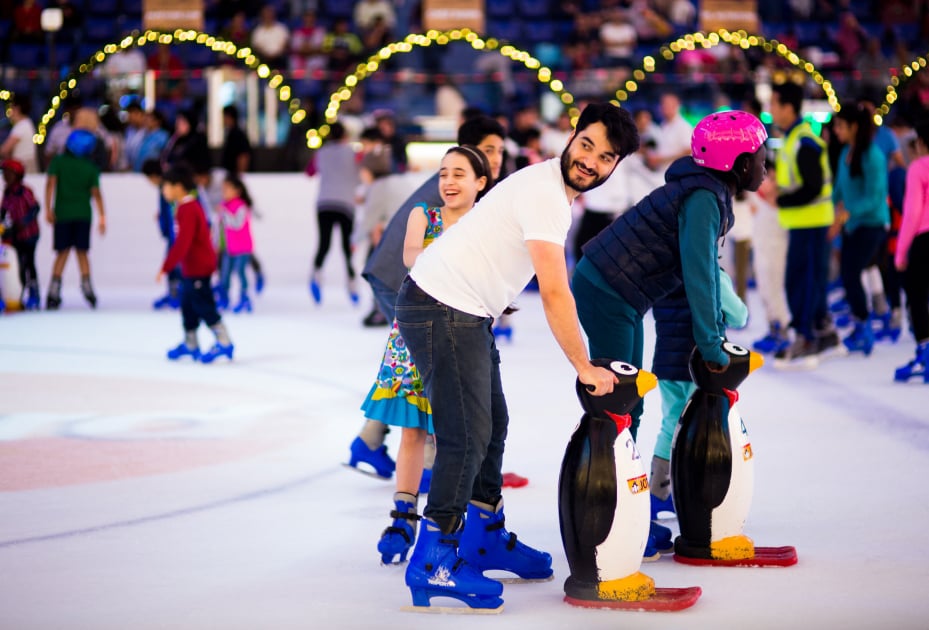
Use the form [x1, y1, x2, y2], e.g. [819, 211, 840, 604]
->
[595, 429, 651, 579]
[710, 404, 754, 540]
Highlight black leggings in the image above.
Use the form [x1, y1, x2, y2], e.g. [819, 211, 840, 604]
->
[314, 210, 355, 279]
[904, 231, 929, 341]
[13, 240, 38, 289]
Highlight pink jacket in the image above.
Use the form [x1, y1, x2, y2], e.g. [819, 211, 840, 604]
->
[221, 197, 254, 256]
[897, 155, 929, 269]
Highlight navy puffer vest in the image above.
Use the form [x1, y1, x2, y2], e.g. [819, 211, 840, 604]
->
[581, 157, 733, 318]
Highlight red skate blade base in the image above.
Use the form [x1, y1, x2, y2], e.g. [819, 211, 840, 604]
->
[564, 586, 702, 612]
[674, 546, 798, 567]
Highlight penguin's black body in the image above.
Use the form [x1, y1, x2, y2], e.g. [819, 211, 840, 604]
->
[558, 359, 659, 603]
[670, 341, 795, 567]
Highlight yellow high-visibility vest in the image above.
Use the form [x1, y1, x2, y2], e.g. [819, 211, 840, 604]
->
[775, 122, 834, 229]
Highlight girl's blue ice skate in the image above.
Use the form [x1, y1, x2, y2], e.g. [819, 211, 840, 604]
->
[167, 343, 201, 361]
[200, 343, 234, 363]
[346, 436, 395, 479]
[378, 497, 419, 564]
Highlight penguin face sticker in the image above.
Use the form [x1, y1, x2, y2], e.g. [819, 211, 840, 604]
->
[576, 358, 656, 418]
[689, 341, 763, 393]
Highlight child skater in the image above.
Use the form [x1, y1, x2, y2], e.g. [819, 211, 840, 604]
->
[157, 165, 234, 364]
[894, 121, 929, 383]
[218, 174, 256, 313]
[367, 145, 493, 565]
[0, 159, 41, 310]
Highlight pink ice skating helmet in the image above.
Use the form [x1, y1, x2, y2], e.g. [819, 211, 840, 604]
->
[691, 110, 767, 172]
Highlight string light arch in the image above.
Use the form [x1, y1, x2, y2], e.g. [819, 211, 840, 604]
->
[32, 28, 305, 144]
[880, 53, 929, 125]
[310, 28, 577, 148]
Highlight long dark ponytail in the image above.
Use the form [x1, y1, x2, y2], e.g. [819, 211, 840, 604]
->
[836, 102, 874, 178]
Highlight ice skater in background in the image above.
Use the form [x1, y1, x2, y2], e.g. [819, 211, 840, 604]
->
[370, 146, 494, 566]
[0, 159, 41, 310]
[218, 174, 257, 314]
[142, 159, 181, 310]
[894, 121, 929, 383]
[158, 165, 234, 364]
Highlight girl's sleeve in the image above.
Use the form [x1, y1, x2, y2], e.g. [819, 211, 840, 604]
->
[679, 189, 729, 366]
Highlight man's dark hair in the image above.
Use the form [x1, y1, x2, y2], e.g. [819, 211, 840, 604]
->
[328, 121, 346, 141]
[223, 104, 240, 120]
[772, 82, 804, 114]
[141, 158, 163, 177]
[574, 103, 639, 159]
[458, 115, 505, 145]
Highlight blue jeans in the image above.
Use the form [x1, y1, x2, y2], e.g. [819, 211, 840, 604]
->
[785, 226, 830, 338]
[572, 257, 645, 438]
[396, 277, 508, 533]
[840, 226, 886, 321]
[220, 254, 249, 298]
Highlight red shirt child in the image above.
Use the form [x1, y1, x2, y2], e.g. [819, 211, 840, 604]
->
[160, 194, 216, 278]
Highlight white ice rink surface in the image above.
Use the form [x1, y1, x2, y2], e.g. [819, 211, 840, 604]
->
[2, 277, 928, 630]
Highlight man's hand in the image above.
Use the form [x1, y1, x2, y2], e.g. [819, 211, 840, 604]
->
[156, 270, 165, 283]
[45, 208, 55, 224]
[98, 215, 107, 236]
[578, 364, 617, 396]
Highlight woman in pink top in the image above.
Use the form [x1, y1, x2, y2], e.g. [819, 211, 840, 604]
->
[894, 122, 929, 383]
[219, 175, 256, 314]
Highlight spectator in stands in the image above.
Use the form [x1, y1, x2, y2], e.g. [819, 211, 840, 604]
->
[628, 0, 673, 45]
[599, 8, 637, 70]
[354, 0, 396, 34]
[289, 9, 326, 75]
[220, 11, 251, 47]
[97, 37, 147, 101]
[221, 105, 253, 175]
[564, 12, 602, 71]
[322, 17, 363, 76]
[647, 92, 693, 173]
[122, 102, 146, 172]
[162, 109, 210, 173]
[360, 14, 392, 57]
[146, 44, 187, 102]
[12, 0, 42, 43]
[374, 110, 408, 174]
[137, 109, 170, 173]
[539, 111, 573, 159]
[833, 11, 868, 70]
[856, 36, 893, 97]
[0, 94, 37, 174]
[251, 4, 290, 69]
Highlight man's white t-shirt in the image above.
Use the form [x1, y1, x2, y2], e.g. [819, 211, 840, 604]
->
[410, 158, 571, 318]
[656, 114, 694, 163]
[10, 118, 38, 173]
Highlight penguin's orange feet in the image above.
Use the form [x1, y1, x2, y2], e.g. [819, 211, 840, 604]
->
[710, 535, 755, 561]
[597, 571, 656, 601]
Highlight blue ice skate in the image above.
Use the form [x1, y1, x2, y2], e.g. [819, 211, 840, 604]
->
[255, 272, 265, 294]
[874, 311, 901, 343]
[309, 272, 322, 305]
[459, 499, 553, 581]
[404, 519, 503, 612]
[843, 321, 875, 356]
[650, 520, 674, 553]
[233, 295, 252, 313]
[152, 294, 179, 310]
[378, 497, 420, 564]
[200, 342, 234, 364]
[347, 436, 395, 479]
[24, 285, 40, 311]
[650, 491, 676, 519]
[752, 322, 789, 355]
[167, 343, 201, 361]
[894, 343, 929, 383]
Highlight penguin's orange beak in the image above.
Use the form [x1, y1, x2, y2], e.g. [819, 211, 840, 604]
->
[636, 369, 658, 398]
[749, 351, 764, 373]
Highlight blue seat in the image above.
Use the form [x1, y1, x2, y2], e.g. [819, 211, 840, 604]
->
[321, 0, 354, 21]
[181, 44, 217, 68]
[86, 0, 119, 15]
[486, 19, 522, 43]
[518, 0, 550, 18]
[10, 43, 44, 68]
[85, 17, 115, 43]
[523, 19, 556, 44]
[794, 21, 824, 48]
[487, 0, 516, 18]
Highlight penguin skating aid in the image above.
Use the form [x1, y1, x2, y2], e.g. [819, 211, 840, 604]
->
[558, 359, 701, 611]
[672, 342, 798, 567]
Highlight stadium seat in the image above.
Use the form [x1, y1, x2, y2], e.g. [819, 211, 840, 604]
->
[487, 0, 516, 18]
[518, 0, 550, 19]
[486, 19, 522, 43]
[10, 43, 44, 68]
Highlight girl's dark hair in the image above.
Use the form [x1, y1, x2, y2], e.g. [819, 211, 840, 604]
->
[162, 164, 196, 191]
[835, 101, 874, 178]
[914, 120, 929, 150]
[225, 173, 253, 207]
[444, 145, 495, 201]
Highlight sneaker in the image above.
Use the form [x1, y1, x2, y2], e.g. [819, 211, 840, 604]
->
[815, 326, 848, 360]
[200, 342, 234, 363]
[894, 342, 929, 383]
[773, 333, 819, 369]
[167, 343, 201, 361]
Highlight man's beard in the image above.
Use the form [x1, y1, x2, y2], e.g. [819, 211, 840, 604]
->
[560, 147, 607, 193]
